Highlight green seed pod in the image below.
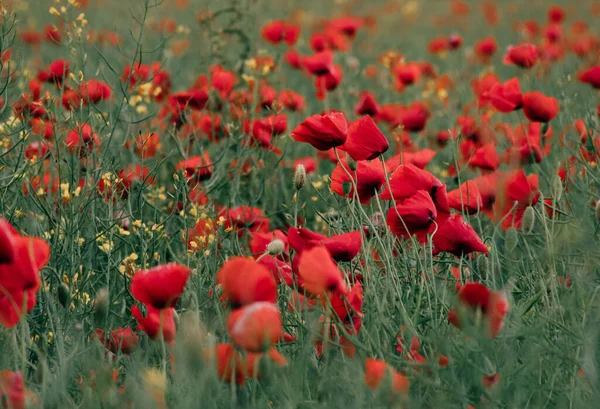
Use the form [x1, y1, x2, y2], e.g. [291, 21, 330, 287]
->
[345, 152, 358, 172]
[505, 228, 518, 252]
[93, 288, 109, 325]
[551, 175, 563, 202]
[521, 206, 535, 234]
[476, 255, 489, 280]
[57, 283, 71, 308]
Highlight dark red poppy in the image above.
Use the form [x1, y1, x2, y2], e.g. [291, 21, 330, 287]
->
[502, 44, 539, 68]
[302, 50, 334, 76]
[132, 305, 176, 344]
[169, 89, 209, 111]
[341, 116, 389, 161]
[78, 79, 112, 103]
[578, 66, 600, 89]
[261, 20, 285, 44]
[291, 111, 347, 150]
[522, 91, 559, 123]
[175, 152, 213, 182]
[400, 102, 430, 132]
[394, 62, 422, 86]
[433, 215, 488, 256]
[314, 65, 343, 100]
[448, 181, 483, 215]
[216, 257, 277, 308]
[386, 190, 438, 241]
[95, 327, 138, 354]
[354, 91, 380, 117]
[547, 5, 565, 23]
[130, 263, 191, 309]
[288, 228, 362, 262]
[330, 157, 385, 204]
[488, 78, 523, 113]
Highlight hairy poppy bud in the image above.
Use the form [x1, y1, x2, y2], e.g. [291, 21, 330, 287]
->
[595, 200, 600, 220]
[476, 255, 489, 280]
[57, 283, 71, 308]
[551, 175, 563, 202]
[521, 206, 535, 233]
[345, 153, 358, 171]
[267, 239, 285, 256]
[504, 228, 518, 252]
[93, 288, 109, 324]
[294, 164, 306, 190]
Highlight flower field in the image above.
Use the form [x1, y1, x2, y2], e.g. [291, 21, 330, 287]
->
[0, 0, 600, 407]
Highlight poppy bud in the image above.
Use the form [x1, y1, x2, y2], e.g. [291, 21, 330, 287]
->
[57, 283, 71, 308]
[476, 255, 489, 280]
[595, 200, 600, 220]
[267, 239, 285, 256]
[521, 206, 535, 233]
[93, 288, 109, 324]
[294, 164, 306, 190]
[551, 175, 563, 202]
[345, 153, 358, 171]
[504, 228, 518, 252]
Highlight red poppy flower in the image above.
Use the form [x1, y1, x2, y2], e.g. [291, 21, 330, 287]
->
[394, 62, 422, 86]
[449, 282, 509, 338]
[494, 170, 540, 230]
[351, 90, 378, 116]
[297, 246, 347, 296]
[488, 78, 523, 113]
[216, 257, 277, 308]
[386, 190, 438, 240]
[385, 149, 437, 171]
[284, 49, 303, 69]
[126, 132, 161, 158]
[44, 24, 62, 43]
[288, 228, 362, 262]
[220, 206, 271, 236]
[175, 152, 213, 182]
[329, 16, 363, 39]
[278, 89, 306, 111]
[293, 157, 317, 174]
[95, 327, 139, 354]
[261, 20, 285, 44]
[578, 66, 600, 89]
[474, 37, 498, 59]
[250, 230, 288, 256]
[341, 116, 389, 161]
[364, 359, 409, 393]
[227, 302, 283, 352]
[283, 24, 301, 46]
[0, 218, 50, 327]
[433, 215, 488, 256]
[522, 91, 559, 123]
[547, 5, 565, 23]
[448, 181, 483, 215]
[468, 143, 500, 171]
[132, 305, 176, 344]
[0, 371, 30, 409]
[502, 44, 539, 68]
[314, 65, 343, 100]
[381, 164, 449, 215]
[257, 256, 293, 286]
[302, 50, 334, 76]
[211, 65, 237, 99]
[400, 102, 430, 132]
[291, 111, 348, 150]
[204, 343, 246, 384]
[65, 124, 101, 155]
[130, 263, 191, 309]
[330, 157, 385, 204]
[37, 59, 70, 84]
[78, 79, 112, 104]
[169, 89, 209, 111]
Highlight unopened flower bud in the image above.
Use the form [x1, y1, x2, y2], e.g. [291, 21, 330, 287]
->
[93, 288, 109, 324]
[595, 200, 600, 221]
[504, 228, 518, 252]
[267, 239, 285, 255]
[57, 283, 71, 308]
[476, 255, 489, 280]
[521, 206, 535, 234]
[551, 175, 563, 202]
[294, 164, 306, 190]
[345, 153, 357, 171]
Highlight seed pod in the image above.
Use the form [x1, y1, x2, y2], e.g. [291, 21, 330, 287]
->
[293, 164, 306, 190]
[93, 288, 109, 325]
[505, 228, 518, 252]
[551, 175, 563, 202]
[345, 152, 357, 172]
[267, 239, 285, 256]
[57, 283, 71, 308]
[521, 206, 535, 234]
[476, 255, 489, 280]
[595, 200, 600, 220]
